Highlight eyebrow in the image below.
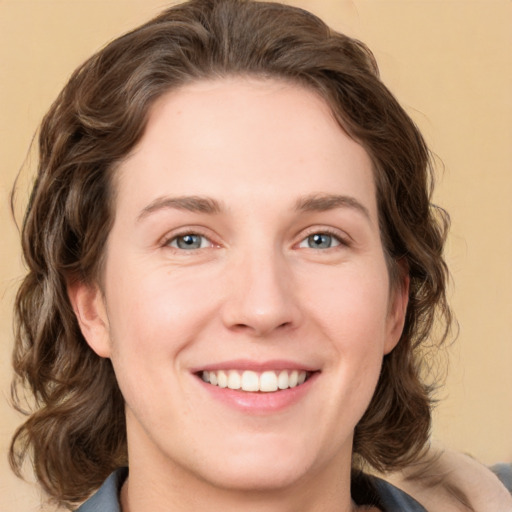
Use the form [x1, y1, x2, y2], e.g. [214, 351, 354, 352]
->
[137, 193, 370, 222]
[137, 195, 223, 221]
[294, 193, 371, 220]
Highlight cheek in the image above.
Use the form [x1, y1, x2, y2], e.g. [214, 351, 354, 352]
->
[307, 265, 392, 388]
[307, 264, 391, 333]
[104, 263, 220, 362]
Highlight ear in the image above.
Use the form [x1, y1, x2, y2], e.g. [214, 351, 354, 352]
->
[384, 265, 410, 355]
[67, 279, 112, 358]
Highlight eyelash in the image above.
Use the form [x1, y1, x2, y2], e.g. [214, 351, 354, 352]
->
[296, 228, 351, 250]
[162, 230, 216, 251]
[162, 227, 350, 252]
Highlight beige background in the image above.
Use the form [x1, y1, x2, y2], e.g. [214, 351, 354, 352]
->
[1, 1, 511, 510]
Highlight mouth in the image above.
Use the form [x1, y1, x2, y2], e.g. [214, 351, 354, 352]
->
[198, 369, 313, 393]
[193, 362, 320, 412]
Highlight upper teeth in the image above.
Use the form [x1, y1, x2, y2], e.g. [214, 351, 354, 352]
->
[201, 369, 308, 392]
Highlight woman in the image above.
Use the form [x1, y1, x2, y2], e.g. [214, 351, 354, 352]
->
[9, 0, 459, 510]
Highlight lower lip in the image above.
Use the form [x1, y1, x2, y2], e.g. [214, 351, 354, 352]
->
[195, 373, 319, 414]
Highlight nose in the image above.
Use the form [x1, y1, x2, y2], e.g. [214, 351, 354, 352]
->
[221, 250, 302, 337]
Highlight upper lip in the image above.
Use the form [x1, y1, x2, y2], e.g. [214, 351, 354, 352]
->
[190, 359, 320, 373]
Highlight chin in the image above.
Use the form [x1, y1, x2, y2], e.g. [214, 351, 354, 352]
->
[196, 436, 337, 494]
[201, 459, 310, 493]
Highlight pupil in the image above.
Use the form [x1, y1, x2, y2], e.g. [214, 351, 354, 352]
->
[309, 233, 331, 248]
[178, 235, 200, 249]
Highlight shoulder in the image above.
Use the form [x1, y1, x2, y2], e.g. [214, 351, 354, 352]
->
[353, 472, 427, 511]
[491, 463, 512, 493]
[372, 477, 428, 511]
[76, 469, 425, 512]
[74, 468, 128, 512]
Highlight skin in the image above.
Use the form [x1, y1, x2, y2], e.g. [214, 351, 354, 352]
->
[70, 77, 408, 512]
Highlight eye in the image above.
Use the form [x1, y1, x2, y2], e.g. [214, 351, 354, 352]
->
[167, 233, 211, 250]
[298, 232, 342, 249]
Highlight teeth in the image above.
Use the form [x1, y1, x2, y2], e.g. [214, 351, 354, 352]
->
[278, 370, 289, 390]
[260, 371, 278, 392]
[201, 369, 309, 392]
[227, 370, 241, 390]
[289, 370, 298, 388]
[241, 370, 259, 391]
[217, 370, 228, 388]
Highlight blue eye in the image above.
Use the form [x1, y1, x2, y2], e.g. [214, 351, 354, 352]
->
[169, 234, 209, 250]
[299, 233, 341, 249]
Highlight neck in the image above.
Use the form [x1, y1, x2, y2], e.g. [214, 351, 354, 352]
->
[121, 474, 360, 512]
[122, 409, 360, 512]
[122, 443, 356, 512]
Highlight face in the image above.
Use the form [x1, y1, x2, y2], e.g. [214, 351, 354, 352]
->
[72, 78, 408, 498]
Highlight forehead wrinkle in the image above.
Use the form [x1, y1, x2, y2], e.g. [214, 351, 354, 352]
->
[294, 193, 371, 221]
[137, 195, 224, 221]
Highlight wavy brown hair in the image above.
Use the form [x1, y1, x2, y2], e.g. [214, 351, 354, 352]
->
[10, 0, 451, 507]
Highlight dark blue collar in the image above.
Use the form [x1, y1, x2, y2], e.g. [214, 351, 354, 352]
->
[75, 467, 427, 511]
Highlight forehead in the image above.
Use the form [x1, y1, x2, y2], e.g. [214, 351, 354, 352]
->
[114, 77, 377, 220]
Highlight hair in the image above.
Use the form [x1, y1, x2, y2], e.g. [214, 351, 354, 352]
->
[10, 0, 451, 507]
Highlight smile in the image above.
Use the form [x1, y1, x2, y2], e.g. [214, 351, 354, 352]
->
[201, 369, 310, 392]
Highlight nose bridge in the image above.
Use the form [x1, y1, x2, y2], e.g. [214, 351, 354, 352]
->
[222, 241, 300, 336]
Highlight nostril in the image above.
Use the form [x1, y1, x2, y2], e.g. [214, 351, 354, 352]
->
[232, 323, 251, 331]
[230, 320, 293, 336]
[220, 287, 302, 336]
